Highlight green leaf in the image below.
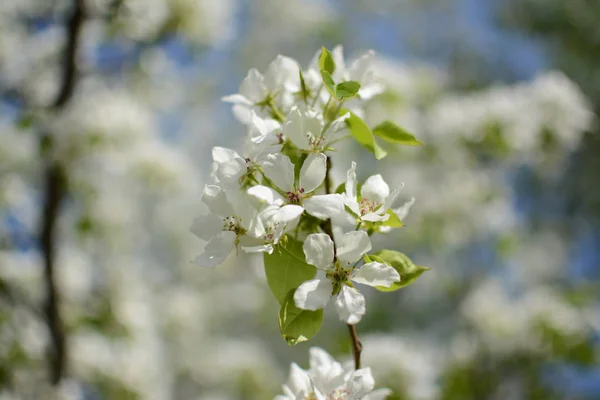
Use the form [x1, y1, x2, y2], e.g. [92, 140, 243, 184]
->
[278, 289, 323, 345]
[335, 81, 361, 100]
[298, 67, 308, 103]
[379, 209, 403, 229]
[318, 46, 336, 75]
[343, 110, 387, 160]
[370, 249, 429, 292]
[264, 238, 316, 305]
[373, 121, 423, 146]
[321, 69, 337, 99]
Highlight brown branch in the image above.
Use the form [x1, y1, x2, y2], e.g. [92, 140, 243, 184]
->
[40, 0, 86, 385]
[347, 324, 363, 369]
[322, 156, 363, 370]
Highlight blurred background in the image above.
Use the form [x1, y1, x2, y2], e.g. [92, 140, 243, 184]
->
[1, 0, 599, 399]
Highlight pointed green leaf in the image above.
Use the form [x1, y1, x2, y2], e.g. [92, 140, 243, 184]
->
[343, 110, 387, 160]
[319, 46, 336, 75]
[370, 249, 429, 292]
[321, 69, 337, 99]
[335, 81, 361, 100]
[264, 238, 316, 305]
[298, 67, 308, 103]
[278, 289, 323, 345]
[373, 121, 423, 146]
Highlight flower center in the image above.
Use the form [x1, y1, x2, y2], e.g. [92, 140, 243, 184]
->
[307, 133, 325, 151]
[276, 131, 285, 144]
[327, 389, 349, 400]
[359, 198, 380, 215]
[222, 216, 243, 234]
[286, 187, 305, 204]
[262, 223, 280, 243]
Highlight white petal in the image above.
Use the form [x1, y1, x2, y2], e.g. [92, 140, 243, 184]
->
[361, 175, 390, 205]
[201, 185, 234, 217]
[299, 153, 326, 193]
[309, 347, 336, 371]
[236, 202, 265, 238]
[345, 196, 361, 216]
[303, 194, 344, 220]
[294, 278, 333, 311]
[263, 153, 295, 192]
[239, 68, 267, 103]
[303, 233, 335, 269]
[352, 262, 400, 287]
[331, 45, 346, 80]
[247, 185, 285, 206]
[394, 196, 416, 220]
[190, 214, 223, 241]
[232, 104, 253, 124]
[361, 212, 388, 222]
[212, 146, 239, 163]
[265, 55, 299, 91]
[336, 231, 372, 266]
[283, 107, 310, 150]
[358, 81, 385, 101]
[274, 205, 304, 223]
[250, 110, 280, 136]
[192, 231, 236, 268]
[345, 161, 357, 200]
[381, 183, 404, 212]
[326, 112, 350, 134]
[242, 244, 273, 254]
[334, 285, 365, 325]
[286, 363, 312, 395]
[346, 368, 376, 398]
[221, 94, 252, 106]
[349, 50, 374, 82]
[212, 147, 246, 183]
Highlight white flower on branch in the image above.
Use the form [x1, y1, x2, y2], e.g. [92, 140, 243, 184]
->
[275, 347, 391, 400]
[191, 185, 265, 267]
[248, 153, 344, 222]
[293, 232, 399, 325]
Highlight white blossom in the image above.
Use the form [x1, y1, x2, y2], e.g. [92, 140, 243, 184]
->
[276, 347, 391, 400]
[247, 153, 344, 222]
[191, 185, 264, 267]
[293, 232, 399, 324]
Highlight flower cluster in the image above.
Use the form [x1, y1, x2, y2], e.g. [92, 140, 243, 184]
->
[276, 347, 391, 400]
[191, 46, 425, 398]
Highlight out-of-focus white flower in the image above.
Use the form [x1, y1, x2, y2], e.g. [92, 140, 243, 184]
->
[320, 46, 384, 101]
[294, 232, 399, 324]
[362, 335, 441, 400]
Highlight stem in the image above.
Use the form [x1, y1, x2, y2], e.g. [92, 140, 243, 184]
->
[267, 99, 286, 122]
[321, 100, 344, 135]
[40, 0, 86, 385]
[310, 83, 324, 108]
[347, 324, 363, 369]
[322, 156, 363, 370]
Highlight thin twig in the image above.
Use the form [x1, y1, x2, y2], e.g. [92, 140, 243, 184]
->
[347, 324, 363, 369]
[40, 0, 86, 385]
